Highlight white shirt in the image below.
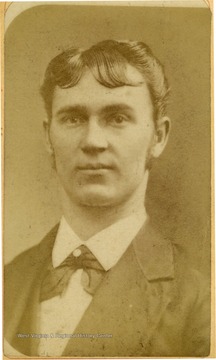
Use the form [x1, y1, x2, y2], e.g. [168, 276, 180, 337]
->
[38, 209, 146, 356]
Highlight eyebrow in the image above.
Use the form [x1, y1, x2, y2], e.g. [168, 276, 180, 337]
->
[100, 104, 135, 115]
[56, 105, 88, 117]
[55, 103, 135, 117]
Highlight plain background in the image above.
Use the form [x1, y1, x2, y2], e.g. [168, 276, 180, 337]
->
[4, 3, 211, 277]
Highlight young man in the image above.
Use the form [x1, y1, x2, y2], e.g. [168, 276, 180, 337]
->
[4, 40, 210, 357]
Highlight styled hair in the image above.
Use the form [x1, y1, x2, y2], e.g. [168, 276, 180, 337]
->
[40, 40, 169, 125]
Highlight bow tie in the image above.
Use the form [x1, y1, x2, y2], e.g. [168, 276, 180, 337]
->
[40, 245, 106, 302]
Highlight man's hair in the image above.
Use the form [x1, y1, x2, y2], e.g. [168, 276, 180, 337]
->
[40, 40, 169, 126]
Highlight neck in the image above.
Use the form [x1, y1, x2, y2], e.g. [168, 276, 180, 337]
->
[60, 172, 149, 240]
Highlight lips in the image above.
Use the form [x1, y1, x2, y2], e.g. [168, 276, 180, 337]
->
[77, 163, 113, 170]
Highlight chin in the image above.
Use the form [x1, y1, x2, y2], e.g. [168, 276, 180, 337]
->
[74, 188, 117, 208]
[79, 195, 114, 208]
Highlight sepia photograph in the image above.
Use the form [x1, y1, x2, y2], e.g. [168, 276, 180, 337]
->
[3, 1, 212, 357]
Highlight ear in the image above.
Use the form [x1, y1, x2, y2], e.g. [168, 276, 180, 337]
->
[43, 119, 53, 155]
[150, 116, 171, 158]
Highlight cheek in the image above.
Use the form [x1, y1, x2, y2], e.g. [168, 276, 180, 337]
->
[50, 132, 76, 157]
[120, 132, 154, 176]
[124, 132, 153, 160]
[50, 141, 74, 175]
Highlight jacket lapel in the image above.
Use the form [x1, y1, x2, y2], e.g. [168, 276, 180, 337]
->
[63, 221, 175, 356]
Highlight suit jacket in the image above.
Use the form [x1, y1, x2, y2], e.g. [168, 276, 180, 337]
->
[4, 221, 210, 357]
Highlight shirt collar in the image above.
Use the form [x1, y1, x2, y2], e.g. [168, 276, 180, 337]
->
[52, 209, 147, 271]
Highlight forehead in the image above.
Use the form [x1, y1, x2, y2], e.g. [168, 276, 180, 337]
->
[52, 65, 153, 115]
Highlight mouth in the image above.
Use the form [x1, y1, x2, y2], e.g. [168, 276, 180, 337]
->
[77, 164, 113, 170]
[76, 163, 114, 176]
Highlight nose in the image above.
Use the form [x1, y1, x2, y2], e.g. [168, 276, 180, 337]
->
[81, 118, 108, 154]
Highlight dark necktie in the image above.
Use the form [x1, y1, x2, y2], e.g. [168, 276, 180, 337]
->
[40, 244, 106, 302]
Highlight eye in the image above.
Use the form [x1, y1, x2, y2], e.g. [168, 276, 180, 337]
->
[108, 114, 128, 126]
[60, 114, 86, 126]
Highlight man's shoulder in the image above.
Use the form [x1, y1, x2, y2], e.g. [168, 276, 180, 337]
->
[136, 221, 209, 298]
[172, 242, 209, 283]
[4, 224, 59, 277]
[158, 239, 209, 334]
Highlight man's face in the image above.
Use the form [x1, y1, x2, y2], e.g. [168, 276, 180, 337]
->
[47, 66, 157, 208]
